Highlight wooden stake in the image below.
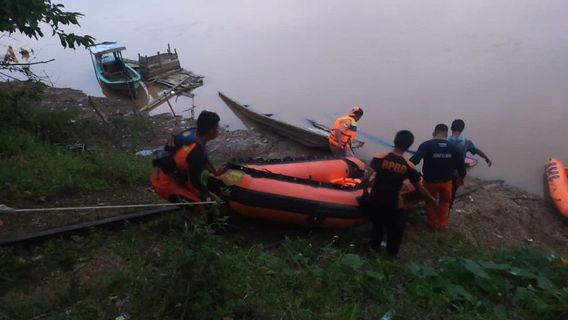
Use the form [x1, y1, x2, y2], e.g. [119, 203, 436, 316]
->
[88, 96, 112, 126]
[164, 92, 177, 118]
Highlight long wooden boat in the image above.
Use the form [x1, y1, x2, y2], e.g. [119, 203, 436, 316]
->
[218, 92, 364, 149]
[88, 42, 142, 98]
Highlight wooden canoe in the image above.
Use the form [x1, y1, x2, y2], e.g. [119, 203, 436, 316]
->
[218, 92, 364, 149]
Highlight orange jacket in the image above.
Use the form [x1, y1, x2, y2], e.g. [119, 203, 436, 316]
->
[328, 115, 358, 148]
[173, 142, 197, 172]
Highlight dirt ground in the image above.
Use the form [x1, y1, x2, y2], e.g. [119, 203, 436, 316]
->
[1, 86, 567, 255]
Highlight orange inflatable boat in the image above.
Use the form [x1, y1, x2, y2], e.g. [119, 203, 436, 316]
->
[545, 158, 568, 219]
[212, 156, 418, 228]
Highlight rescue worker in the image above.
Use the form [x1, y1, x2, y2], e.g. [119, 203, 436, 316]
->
[410, 124, 466, 231]
[361, 130, 438, 257]
[328, 107, 364, 156]
[151, 111, 225, 203]
[448, 119, 492, 208]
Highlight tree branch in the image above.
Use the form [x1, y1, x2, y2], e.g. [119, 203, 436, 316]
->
[1, 59, 55, 66]
[0, 71, 21, 81]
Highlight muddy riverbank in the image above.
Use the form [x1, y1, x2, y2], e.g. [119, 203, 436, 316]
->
[1, 86, 567, 255]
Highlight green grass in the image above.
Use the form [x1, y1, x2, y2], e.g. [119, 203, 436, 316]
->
[1, 85, 567, 319]
[1, 215, 567, 320]
[0, 88, 153, 202]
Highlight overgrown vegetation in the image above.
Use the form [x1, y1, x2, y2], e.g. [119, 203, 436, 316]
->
[0, 85, 152, 203]
[0, 215, 566, 319]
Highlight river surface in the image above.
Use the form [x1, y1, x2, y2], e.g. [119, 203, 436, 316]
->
[10, 0, 568, 194]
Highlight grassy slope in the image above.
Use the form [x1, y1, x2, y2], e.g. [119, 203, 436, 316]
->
[0, 85, 567, 319]
[0, 87, 152, 203]
[1, 215, 567, 320]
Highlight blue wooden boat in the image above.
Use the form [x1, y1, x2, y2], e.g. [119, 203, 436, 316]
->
[87, 42, 142, 98]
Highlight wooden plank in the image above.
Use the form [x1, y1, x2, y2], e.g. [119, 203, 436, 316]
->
[140, 75, 194, 111]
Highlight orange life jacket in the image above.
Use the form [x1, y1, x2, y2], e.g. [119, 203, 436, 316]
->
[173, 142, 197, 172]
[328, 115, 358, 148]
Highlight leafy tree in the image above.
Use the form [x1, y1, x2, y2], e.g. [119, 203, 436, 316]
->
[0, 0, 95, 81]
[0, 0, 94, 49]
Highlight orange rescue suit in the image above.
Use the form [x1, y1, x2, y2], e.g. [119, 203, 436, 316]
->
[328, 115, 358, 148]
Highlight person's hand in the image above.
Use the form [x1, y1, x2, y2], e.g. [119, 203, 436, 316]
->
[456, 177, 465, 186]
[216, 165, 229, 176]
[485, 158, 492, 167]
[208, 192, 224, 205]
[433, 198, 440, 208]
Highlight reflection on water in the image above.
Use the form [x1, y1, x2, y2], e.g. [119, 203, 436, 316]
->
[7, 0, 568, 194]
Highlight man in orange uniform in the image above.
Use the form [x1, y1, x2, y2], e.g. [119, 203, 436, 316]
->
[361, 130, 438, 256]
[151, 111, 225, 202]
[410, 124, 466, 230]
[328, 107, 364, 156]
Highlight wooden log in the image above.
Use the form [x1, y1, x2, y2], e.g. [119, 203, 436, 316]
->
[164, 92, 177, 118]
[88, 96, 112, 126]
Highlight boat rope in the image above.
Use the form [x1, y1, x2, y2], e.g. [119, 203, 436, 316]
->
[0, 201, 218, 214]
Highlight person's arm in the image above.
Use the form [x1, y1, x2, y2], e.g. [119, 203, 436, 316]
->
[187, 148, 212, 199]
[361, 157, 380, 196]
[467, 140, 491, 167]
[475, 148, 492, 167]
[415, 183, 439, 206]
[409, 142, 426, 165]
[407, 164, 438, 206]
[205, 161, 228, 176]
[361, 168, 374, 196]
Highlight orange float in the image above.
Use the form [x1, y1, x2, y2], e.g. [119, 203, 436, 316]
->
[213, 157, 418, 228]
[545, 158, 568, 219]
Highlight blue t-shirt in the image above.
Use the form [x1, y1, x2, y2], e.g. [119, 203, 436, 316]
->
[448, 135, 478, 158]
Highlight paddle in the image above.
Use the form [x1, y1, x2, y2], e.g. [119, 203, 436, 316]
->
[306, 118, 417, 154]
[312, 115, 477, 165]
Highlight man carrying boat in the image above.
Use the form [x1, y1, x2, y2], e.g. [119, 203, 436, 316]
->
[448, 119, 492, 208]
[151, 111, 225, 203]
[328, 107, 364, 156]
[361, 130, 438, 257]
[410, 124, 466, 231]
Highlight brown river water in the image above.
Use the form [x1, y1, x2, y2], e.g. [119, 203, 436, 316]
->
[9, 0, 568, 195]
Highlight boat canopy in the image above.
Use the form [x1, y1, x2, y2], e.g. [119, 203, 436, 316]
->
[88, 42, 126, 56]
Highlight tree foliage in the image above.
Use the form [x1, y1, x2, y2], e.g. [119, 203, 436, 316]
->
[0, 0, 94, 49]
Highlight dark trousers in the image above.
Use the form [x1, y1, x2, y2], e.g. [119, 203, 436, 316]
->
[368, 203, 405, 257]
[450, 176, 459, 209]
